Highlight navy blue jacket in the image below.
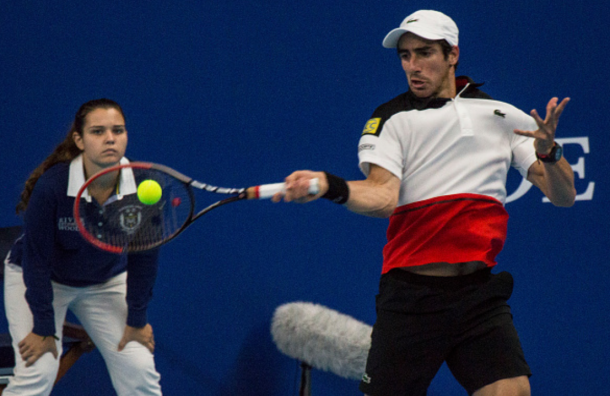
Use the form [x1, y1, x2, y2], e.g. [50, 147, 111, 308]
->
[9, 157, 159, 336]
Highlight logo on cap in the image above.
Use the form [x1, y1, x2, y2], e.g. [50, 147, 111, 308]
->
[406, 18, 419, 24]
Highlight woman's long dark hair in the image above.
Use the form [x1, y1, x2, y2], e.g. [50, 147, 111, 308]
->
[16, 98, 125, 213]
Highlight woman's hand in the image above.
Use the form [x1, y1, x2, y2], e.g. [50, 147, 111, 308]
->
[18, 332, 59, 367]
[118, 324, 155, 353]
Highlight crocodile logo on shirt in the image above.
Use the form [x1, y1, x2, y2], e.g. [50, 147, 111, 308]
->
[494, 109, 506, 118]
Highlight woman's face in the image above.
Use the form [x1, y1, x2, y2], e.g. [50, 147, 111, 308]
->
[73, 107, 128, 176]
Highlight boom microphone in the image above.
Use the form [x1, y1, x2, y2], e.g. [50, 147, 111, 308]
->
[271, 302, 372, 380]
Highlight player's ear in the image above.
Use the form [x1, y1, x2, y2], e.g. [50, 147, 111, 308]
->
[449, 45, 459, 68]
[73, 131, 84, 151]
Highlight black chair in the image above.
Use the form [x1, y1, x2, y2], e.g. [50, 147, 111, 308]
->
[0, 226, 96, 393]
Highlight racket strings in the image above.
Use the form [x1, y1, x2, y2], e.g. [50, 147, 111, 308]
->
[78, 169, 194, 252]
[76, 165, 250, 252]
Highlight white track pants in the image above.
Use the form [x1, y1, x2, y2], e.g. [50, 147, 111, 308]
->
[3, 261, 162, 396]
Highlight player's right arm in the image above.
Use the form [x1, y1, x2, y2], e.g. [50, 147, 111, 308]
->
[345, 164, 400, 218]
[275, 164, 400, 218]
[18, 332, 58, 367]
[22, 175, 58, 338]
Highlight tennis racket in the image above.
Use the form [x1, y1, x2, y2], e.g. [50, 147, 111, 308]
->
[73, 162, 319, 253]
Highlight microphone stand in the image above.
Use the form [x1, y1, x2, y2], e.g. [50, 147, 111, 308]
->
[299, 361, 312, 396]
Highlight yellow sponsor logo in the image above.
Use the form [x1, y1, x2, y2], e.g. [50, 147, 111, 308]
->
[362, 118, 381, 135]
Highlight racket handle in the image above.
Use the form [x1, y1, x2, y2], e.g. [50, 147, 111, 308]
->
[248, 178, 320, 200]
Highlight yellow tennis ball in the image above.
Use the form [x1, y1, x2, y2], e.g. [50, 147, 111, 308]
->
[137, 180, 162, 205]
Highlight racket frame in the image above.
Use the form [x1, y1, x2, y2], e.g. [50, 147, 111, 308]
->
[74, 161, 318, 253]
[74, 162, 247, 253]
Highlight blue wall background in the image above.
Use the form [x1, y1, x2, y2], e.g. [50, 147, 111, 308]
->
[1, 1, 607, 395]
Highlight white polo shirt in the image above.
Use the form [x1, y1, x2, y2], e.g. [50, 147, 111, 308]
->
[358, 79, 538, 273]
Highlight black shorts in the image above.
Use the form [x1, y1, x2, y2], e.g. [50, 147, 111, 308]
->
[359, 268, 531, 396]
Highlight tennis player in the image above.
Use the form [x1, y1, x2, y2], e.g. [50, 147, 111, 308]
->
[3, 99, 162, 395]
[275, 10, 576, 396]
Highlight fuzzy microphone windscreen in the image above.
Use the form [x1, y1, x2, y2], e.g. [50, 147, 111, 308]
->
[271, 302, 372, 380]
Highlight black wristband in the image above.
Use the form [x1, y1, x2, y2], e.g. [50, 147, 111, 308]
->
[322, 172, 349, 204]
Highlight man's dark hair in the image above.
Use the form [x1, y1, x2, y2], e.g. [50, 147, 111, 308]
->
[439, 39, 459, 70]
[396, 33, 459, 71]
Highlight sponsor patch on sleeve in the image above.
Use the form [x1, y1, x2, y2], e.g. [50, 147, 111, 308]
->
[362, 118, 381, 136]
[358, 143, 376, 153]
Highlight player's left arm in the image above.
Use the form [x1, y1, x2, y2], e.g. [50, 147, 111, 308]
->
[118, 324, 155, 353]
[514, 97, 576, 207]
[125, 249, 160, 331]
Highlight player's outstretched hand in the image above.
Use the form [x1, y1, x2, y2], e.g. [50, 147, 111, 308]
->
[513, 97, 570, 154]
[118, 324, 155, 353]
[272, 170, 328, 203]
[18, 332, 59, 367]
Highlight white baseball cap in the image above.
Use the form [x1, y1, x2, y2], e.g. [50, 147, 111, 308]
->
[382, 10, 459, 49]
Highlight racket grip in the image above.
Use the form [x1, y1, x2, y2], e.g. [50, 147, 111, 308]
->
[248, 178, 320, 200]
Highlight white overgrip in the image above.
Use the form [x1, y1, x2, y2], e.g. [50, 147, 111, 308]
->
[253, 178, 320, 200]
[257, 182, 285, 199]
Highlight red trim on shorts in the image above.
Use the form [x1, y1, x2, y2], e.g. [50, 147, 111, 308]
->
[382, 194, 509, 274]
